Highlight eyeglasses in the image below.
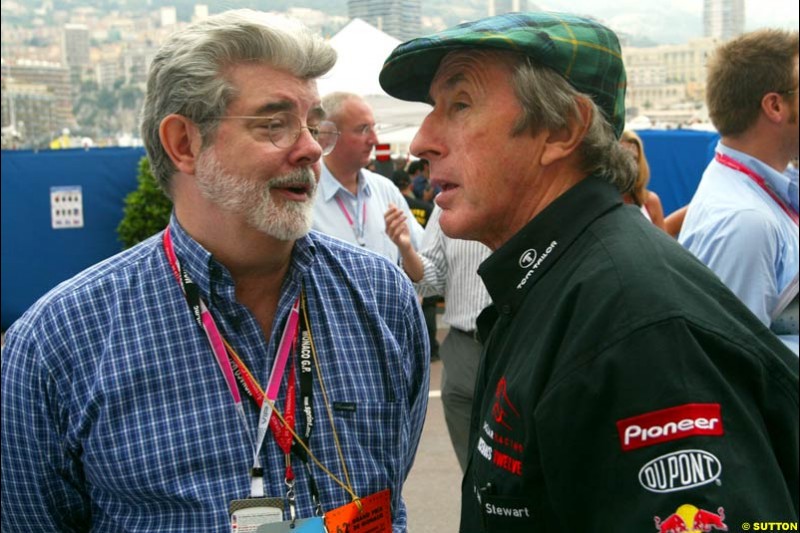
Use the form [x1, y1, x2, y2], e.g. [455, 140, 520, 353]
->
[353, 124, 382, 137]
[214, 112, 340, 155]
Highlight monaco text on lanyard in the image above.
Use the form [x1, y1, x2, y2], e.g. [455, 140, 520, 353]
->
[161, 227, 301, 504]
[716, 152, 799, 226]
[334, 195, 367, 246]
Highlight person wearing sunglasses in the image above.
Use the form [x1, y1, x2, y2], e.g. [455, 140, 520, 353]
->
[1, 10, 429, 532]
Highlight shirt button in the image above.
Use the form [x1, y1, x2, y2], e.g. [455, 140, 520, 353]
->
[501, 305, 512, 315]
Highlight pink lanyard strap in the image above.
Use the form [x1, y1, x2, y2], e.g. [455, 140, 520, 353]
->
[163, 227, 242, 405]
[716, 152, 799, 225]
[334, 195, 367, 245]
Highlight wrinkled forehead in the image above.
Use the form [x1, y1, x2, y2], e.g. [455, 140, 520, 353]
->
[224, 62, 324, 117]
[430, 49, 518, 97]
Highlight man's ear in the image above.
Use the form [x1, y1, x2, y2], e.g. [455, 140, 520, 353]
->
[540, 97, 592, 167]
[159, 114, 204, 175]
[760, 92, 790, 124]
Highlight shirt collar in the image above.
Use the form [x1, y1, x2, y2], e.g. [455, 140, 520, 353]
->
[716, 141, 794, 207]
[478, 176, 622, 314]
[168, 212, 318, 301]
[168, 212, 219, 299]
[319, 161, 372, 201]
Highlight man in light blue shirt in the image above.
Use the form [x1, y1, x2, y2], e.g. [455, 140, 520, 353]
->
[679, 28, 799, 354]
[313, 92, 424, 263]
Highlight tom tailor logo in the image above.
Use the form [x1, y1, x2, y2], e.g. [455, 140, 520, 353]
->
[617, 403, 724, 451]
[516, 241, 558, 289]
[639, 449, 722, 493]
[519, 249, 537, 268]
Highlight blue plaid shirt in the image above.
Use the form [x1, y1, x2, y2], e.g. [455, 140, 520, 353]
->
[1, 216, 429, 532]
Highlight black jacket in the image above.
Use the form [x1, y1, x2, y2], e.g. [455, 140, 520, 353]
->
[461, 177, 799, 532]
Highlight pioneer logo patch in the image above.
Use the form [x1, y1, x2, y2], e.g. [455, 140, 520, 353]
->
[617, 403, 723, 451]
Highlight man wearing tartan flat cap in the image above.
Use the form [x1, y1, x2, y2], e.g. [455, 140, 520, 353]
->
[381, 12, 799, 532]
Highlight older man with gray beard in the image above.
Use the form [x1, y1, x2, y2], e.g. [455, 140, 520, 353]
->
[1, 10, 428, 533]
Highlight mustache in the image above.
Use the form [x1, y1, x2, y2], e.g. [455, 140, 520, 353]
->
[268, 167, 317, 193]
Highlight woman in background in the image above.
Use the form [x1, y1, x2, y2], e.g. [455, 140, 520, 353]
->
[620, 130, 667, 232]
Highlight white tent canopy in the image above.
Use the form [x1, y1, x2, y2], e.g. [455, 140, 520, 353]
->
[318, 18, 431, 149]
[317, 18, 399, 98]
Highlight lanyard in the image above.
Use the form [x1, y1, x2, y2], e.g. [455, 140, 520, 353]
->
[162, 227, 249, 433]
[334, 195, 367, 246]
[293, 299, 323, 515]
[254, 298, 300, 499]
[716, 152, 799, 225]
[161, 227, 300, 500]
[163, 227, 358, 513]
[227, 300, 323, 515]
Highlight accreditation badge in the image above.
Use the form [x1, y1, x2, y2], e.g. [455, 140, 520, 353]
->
[230, 497, 284, 533]
[324, 489, 392, 532]
[255, 517, 326, 532]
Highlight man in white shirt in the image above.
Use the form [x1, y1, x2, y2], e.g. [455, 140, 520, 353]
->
[312, 92, 423, 263]
[386, 204, 492, 471]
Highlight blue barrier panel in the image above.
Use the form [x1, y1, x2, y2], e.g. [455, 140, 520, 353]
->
[1, 147, 146, 330]
[0, 132, 720, 330]
[636, 129, 719, 216]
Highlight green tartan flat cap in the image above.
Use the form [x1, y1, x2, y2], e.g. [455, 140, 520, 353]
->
[379, 11, 627, 137]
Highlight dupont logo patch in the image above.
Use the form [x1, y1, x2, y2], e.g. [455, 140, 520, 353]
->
[616, 403, 723, 452]
[638, 449, 722, 493]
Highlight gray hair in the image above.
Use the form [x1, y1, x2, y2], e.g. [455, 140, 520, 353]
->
[320, 91, 363, 124]
[141, 9, 337, 196]
[510, 56, 636, 194]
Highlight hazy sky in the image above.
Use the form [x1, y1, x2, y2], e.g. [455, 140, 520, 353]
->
[537, 0, 798, 43]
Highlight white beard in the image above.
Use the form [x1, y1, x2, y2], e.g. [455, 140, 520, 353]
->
[195, 150, 317, 241]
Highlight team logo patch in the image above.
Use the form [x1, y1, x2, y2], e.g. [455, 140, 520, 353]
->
[617, 403, 723, 451]
[654, 504, 727, 532]
[477, 377, 525, 476]
[639, 449, 721, 493]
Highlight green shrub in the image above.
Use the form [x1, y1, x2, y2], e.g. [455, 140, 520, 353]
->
[117, 156, 173, 249]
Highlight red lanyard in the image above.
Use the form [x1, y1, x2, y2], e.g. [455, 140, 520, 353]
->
[716, 152, 799, 225]
[273, 358, 297, 480]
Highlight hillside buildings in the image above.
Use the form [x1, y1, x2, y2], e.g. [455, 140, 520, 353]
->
[704, 0, 745, 40]
[347, 0, 421, 41]
[623, 37, 721, 124]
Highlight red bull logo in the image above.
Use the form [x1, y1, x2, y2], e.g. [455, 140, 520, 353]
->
[654, 504, 727, 533]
